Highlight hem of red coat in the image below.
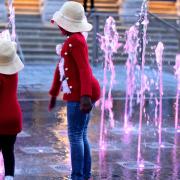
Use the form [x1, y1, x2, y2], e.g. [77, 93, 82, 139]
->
[0, 129, 22, 135]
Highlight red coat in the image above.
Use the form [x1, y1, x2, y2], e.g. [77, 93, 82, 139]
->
[49, 33, 101, 102]
[0, 73, 22, 135]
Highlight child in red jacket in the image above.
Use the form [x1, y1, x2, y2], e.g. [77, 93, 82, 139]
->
[49, 1, 100, 180]
[0, 39, 24, 180]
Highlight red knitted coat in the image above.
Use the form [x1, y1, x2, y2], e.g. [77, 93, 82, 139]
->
[0, 73, 22, 135]
[49, 33, 101, 102]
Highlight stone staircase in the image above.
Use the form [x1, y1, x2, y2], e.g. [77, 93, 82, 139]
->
[12, 13, 179, 65]
[15, 15, 61, 62]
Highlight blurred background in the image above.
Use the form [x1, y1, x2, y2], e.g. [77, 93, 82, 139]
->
[0, 0, 180, 65]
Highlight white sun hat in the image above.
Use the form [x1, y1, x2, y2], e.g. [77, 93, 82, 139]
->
[0, 39, 24, 75]
[51, 1, 92, 32]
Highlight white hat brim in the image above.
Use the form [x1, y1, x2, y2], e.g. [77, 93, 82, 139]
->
[52, 11, 93, 32]
[0, 54, 24, 75]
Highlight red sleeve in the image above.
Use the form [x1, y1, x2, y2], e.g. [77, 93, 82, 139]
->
[0, 75, 2, 89]
[71, 42, 92, 97]
[49, 64, 61, 97]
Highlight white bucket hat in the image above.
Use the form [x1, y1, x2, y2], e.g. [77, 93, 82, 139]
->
[51, 1, 92, 32]
[0, 39, 24, 75]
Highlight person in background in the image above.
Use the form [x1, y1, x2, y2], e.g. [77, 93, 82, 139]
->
[0, 39, 24, 180]
[49, 1, 100, 180]
[83, 0, 95, 12]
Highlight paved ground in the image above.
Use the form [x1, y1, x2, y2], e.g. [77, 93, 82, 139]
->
[18, 63, 177, 99]
[0, 63, 179, 179]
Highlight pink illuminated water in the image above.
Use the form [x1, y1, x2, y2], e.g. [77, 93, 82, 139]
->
[8, 0, 16, 41]
[174, 54, 180, 130]
[137, 0, 149, 164]
[155, 42, 164, 145]
[98, 16, 121, 148]
[0, 0, 16, 41]
[124, 25, 138, 130]
[0, 153, 4, 177]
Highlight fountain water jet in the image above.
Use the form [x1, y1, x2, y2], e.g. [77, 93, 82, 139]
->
[137, 0, 149, 165]
[174, 54, 180, 131]
[8, 0, 16, 41]
[98, 16, 121, 148]
[117, 0, 160, 171]
[124, 25, 139, 130]
[155, 42, 164, 145]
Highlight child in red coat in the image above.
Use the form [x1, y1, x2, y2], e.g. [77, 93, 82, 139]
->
[0, 39, 24, 180]
[49, 1, 100, 180]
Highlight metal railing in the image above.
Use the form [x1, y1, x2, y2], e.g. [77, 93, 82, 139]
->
[89, 11, 180, 65]
[147, 11, 180, 50]
[148, 12, 180, 34]
[90, 12, 122, 64]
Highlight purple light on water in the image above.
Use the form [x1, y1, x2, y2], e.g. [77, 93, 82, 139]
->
[124, 125, 134, 134]
[124, 25, 139, 129]
[155, 42, 164, 145]
[155, 97, 159, 126]
[137, 0, 149, 163]
[98, 16, 121, 147]
[174, 54, 180, 130]
[138, 160, 145, 172]
[139, 162, 145, 169]
[8, 0, 16, 41]
[160, 144, 165, 148]
[0, 152, 4, 176]
[0, 30, 11, 41]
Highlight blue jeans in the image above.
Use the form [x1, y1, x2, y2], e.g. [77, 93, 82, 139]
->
[67, 102, 92, 180]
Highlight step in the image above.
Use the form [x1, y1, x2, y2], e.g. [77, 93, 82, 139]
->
[15, 14, 41, 21]
[23, 54, 176, 64]
[14, 0, 40, 2]
[20, 45, 178, 56]
[14, 6, 40, 11]
[149, 10, 177, 15]
[24, 54, 59, 61]
[15, 11, 41, 15]
[148, 1, 176, 6]
[19, 46, 178, 55]
[13, 2, 41, 6]
[148, 1, 177, 15]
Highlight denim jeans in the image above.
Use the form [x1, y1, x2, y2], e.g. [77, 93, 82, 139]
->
[67, 102, 92, 180]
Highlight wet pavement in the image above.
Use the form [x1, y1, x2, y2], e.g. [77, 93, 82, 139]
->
[0, 63, 180, 179]
[17, 63, 177, 99]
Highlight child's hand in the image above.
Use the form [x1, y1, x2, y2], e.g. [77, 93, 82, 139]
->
[56, 44, 62, 55]
[80, 96, 92, 113]
[48, 96, 57, 111]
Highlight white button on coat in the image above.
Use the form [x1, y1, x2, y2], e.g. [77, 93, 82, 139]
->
[65, 52, 68, 55]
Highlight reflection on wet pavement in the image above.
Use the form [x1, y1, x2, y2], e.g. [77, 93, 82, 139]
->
[0, 98, 179, 179]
